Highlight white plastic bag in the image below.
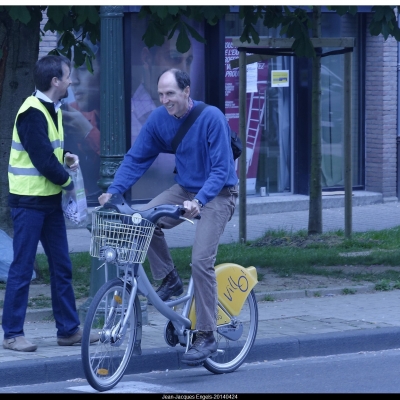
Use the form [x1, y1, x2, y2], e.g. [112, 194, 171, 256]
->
[62, 165, 88, 228]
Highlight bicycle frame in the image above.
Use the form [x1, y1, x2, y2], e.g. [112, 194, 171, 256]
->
[103, 259, 259, 350]
[136, 263, 193, 334]
[102, 261, 193, 347]
[82, 199, 259, 392]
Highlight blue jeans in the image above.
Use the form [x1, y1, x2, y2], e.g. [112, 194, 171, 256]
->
[2, 206, 80, 339]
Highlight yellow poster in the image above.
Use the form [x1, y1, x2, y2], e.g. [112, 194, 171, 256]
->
[271, 70, 289, 87]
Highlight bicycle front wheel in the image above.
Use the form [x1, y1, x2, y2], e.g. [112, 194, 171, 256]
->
[81, 278, 139, 392]
[203, 290, 258, 374]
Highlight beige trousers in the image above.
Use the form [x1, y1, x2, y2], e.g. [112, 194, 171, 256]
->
[142, 183, 238, 331]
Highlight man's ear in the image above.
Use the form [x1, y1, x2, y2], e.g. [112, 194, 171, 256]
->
[184, 86, 190, 98]
[52, 76, 59, 88]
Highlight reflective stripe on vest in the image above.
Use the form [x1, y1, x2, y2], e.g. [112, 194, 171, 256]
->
[8, 96, 66, 196]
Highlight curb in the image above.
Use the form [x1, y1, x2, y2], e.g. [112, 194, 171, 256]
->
[0, 284, 378, 323]
[254, 284, 377, 302]
[0, 326, 400, 388]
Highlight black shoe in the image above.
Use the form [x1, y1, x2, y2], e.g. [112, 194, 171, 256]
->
[181, 331, 218, 366]
[149, 267, 183, 305]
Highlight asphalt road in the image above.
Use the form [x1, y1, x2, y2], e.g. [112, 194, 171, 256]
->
[1, 348, 400, 393]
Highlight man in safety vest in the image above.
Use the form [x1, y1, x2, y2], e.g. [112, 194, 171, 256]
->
[3, 55, 98, 352]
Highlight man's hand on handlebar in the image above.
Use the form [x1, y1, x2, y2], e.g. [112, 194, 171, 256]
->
[183, 199, 201, 219]
[98, 193, 112, 206]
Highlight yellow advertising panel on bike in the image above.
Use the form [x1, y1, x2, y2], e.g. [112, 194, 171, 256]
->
[189, 263, 258, 327]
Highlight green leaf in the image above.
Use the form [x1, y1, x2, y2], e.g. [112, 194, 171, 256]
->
[47, 49, 60, 56]
[292, 35, 315, 58]
[249, 25, 260, 44]
[73, 44, 86, 67]
[61, 31, 76, 51]
[85, 55, 94, 74]
[394, 28, 400, 42]
[75, 6, 90, 25]
[142, 22, 166, 48]
[327, 6, 346, 16]
[239, 33, 249, 44]
[167, 6, 182, 16]
[328, 6, 358, 17]
[280, 23, 288, 36]
[86, 6, 100, 24]
[76, 14, 87, 26]
[369, 21, 383, 37]
[384, 6, 395, 22]
[138, 6, 150, 19]
[184, 22, 206, 44]
[381, 23, 390, 40]
[348, 6, 358, 15]
[263, 6, 284, 28]
[167, 22, 179, 41]
[201, 6, 228, 23]
[176, 27, 191, 53]
[150, 6, 168, 19]
[372, 6, 385, 22]
[6, 6, 31, 24]
[46, 6, 71, 26]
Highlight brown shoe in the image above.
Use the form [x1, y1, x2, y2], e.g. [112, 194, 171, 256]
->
[3, 336, 37, 352]
[148, 267, 183, 305]
[181, 331, 218, 366]
[57, 328, 99, 346]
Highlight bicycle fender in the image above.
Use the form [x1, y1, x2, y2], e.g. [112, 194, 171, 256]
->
[215, 263, 258, 316]
[133, 295, 143, 355]
[188, 264, 258, 328]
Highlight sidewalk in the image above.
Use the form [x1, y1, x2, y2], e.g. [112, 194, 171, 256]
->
[1, 290, 400, 388]
[1, 194, 400, 388]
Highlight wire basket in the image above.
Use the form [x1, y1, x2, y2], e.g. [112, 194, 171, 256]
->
[90, 209, 155, 264]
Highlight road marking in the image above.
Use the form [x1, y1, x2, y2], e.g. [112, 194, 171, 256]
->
[69, 381, 186, 393]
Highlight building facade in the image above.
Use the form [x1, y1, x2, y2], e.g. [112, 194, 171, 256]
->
[41, 7, 399, 205]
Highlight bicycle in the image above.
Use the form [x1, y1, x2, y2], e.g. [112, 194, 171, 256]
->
[81, 193, 259, 392]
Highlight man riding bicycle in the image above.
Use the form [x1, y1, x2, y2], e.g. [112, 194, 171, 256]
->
[99, 68, 238, 365]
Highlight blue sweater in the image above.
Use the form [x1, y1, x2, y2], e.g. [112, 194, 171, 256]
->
[108, 101, 238, 206]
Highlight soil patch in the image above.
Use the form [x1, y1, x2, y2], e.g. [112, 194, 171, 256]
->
[255, 265, 400, 292]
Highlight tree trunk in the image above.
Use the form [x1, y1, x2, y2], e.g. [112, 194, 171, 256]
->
[308, 6, 322, 235]
[0, 12, 40, 236]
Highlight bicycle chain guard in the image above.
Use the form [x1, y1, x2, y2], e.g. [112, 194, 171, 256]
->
[164, 320, 179, 347]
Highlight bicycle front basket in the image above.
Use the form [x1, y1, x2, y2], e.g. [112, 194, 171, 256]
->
[90, 210, 155, 264]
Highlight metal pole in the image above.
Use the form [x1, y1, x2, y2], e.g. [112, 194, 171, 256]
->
[344, 50, 352, 238]
[80, 5, 125, 323]
[239, 49, 247, 243]
[98, 5, 126, 192]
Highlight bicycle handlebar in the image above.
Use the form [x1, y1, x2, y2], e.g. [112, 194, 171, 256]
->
[101, 193, 200, 224]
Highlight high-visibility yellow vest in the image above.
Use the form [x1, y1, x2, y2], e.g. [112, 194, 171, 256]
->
[8, 96, 71, 196]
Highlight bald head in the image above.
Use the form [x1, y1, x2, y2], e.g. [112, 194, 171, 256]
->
[157, 70, 190, 118]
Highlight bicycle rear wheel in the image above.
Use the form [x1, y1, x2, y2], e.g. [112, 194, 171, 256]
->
[203, 290, 258, 374]
[81, 278, 139, 392]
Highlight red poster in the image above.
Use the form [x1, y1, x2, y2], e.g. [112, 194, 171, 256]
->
[225, 37, 268, 194]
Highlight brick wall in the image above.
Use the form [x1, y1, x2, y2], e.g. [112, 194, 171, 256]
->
[365, 14, 398, 198]
[38, 12, 58, 59]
